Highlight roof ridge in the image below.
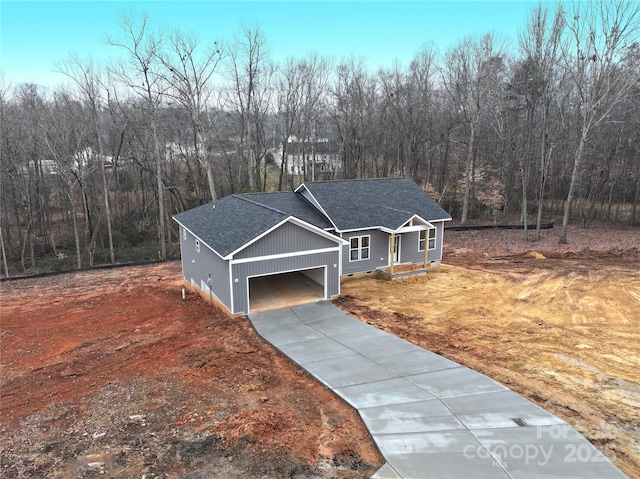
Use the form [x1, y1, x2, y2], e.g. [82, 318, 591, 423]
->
[233, 194, 288, 216]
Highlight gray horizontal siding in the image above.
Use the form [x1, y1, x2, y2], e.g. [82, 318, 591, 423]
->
[235, 221, 338, 259]
[179, 226, 231, 311]
[342, 229, 389, 274]
[231, 250, 340, 314]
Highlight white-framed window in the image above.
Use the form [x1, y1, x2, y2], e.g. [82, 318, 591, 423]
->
[349, 235, 370, 261]
[419, 229, 436, 251]
[195, 238, 200, 252]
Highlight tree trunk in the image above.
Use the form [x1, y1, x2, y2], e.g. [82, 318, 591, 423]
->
[560, 130, 586, 244]
[0, 226, 9, 278]
[153, 123, 167, 260]
[461, 123, 475, 225]
[535, 144, 551, 241]
[98, 136, 115, 264]
[67, 190, 82, 270]
[205, 162, 217, 202]
[632, 178, 639, 225]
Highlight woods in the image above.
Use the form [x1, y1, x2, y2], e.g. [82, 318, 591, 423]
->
[1, 1, 639, 276]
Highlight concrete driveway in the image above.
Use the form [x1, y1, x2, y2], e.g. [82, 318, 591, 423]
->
[248, 301, 628, 479]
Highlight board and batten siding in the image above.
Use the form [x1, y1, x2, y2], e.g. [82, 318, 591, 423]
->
[235, 221, 338, 259]
[231, 250, 340, 314]
[341, 229, 390, 274]
[180, 227, 232, 311]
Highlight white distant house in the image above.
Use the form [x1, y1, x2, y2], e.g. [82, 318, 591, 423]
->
[37, 147, 112, 175]
[273, 136, 341, 179]
[165, 142, 196, 162]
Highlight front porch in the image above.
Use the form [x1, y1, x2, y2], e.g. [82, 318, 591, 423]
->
[376, 263, 429, 281]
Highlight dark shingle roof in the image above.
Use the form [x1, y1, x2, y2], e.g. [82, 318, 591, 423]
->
[242, 192, 333, 229]
[301, 177, 451, 231]
[173, 178, 450, 257]
[173, 195, 287, 258]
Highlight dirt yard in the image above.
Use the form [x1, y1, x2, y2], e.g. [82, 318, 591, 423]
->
[1, 222, 638, 478]
[339, 223, 640, 478]
[0, 263, 381, 478]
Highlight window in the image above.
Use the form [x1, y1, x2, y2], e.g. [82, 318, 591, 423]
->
[183, 228, 186, 240]
[349, 235, 370, 261]
[419, 229, 436, 251]
[195, 239, 200, 252]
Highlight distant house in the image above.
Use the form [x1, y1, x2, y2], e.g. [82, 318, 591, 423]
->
[173, 177, 451, 315]
[273, 136, 341, 179]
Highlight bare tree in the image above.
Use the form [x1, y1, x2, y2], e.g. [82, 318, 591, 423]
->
[225, 24, 273, 191]
[442, 34, 506, 224]
[329, 57, 378, 179]
[559, 0, 640, 243]
[380, 45, 438, 180]
[106, 13, 168, 259]
[275, 58, 305, 190]
[42, 92, 92, 269]
[58, 54, 116, 263]
[157, 30, 223, 202]
[515, 2, 566, 240]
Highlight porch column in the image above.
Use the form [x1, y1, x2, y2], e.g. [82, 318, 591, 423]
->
[390, 233, 396, 276]
[423, 229, 428, 269]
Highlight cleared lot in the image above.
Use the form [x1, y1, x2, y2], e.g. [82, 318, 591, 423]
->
[0, 262, 380, 478]
[339, 226, 640, 478]
[1, 223, 638, 477]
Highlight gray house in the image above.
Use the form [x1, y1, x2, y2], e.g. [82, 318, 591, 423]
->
[173, 177, 451, 315]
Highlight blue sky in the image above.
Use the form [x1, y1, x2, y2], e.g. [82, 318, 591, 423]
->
[1, 1, 541, 91]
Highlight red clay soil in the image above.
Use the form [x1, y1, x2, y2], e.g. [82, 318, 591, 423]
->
[1, 222, 637, 478]
[0, 263, 381, 478]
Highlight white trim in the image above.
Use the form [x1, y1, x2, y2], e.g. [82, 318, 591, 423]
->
[229, 261, 234, 313]
[348, 235, 371, 262]
[229, 246, 341, 265]
[428, 228, 437, 250]
[418, 227, 437, 252]
[224, 215, 346, 260]
[337, 214, 433, 235]
[397, 224, 431, 233]
[389, 235, 401, 264]
[294, 184, 339, 230]
[246, 265, 328, 314]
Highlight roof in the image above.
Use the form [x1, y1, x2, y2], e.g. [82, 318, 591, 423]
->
[174, 178, 451, 258]
[173, 195, 287, 258]
[173, 192, 337, 258]
[241, 192, 333, 230]
[298, 177, 451, 231]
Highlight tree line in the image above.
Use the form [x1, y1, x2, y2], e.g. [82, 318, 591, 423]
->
[1, 1, 639, 276]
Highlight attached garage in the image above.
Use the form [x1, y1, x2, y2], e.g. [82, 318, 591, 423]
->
[248, 269, 326, 313]
[230, 232, 343, 315]
[173, 193, 345, 316]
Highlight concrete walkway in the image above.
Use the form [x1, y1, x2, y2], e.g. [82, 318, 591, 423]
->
[248, 301, 628, 479]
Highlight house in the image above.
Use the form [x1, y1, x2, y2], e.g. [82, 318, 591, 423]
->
[173, 177, 451, 315]
[273, 136, 341, 179]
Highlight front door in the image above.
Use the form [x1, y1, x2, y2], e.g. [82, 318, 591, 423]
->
[390, 235, 401, 264]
